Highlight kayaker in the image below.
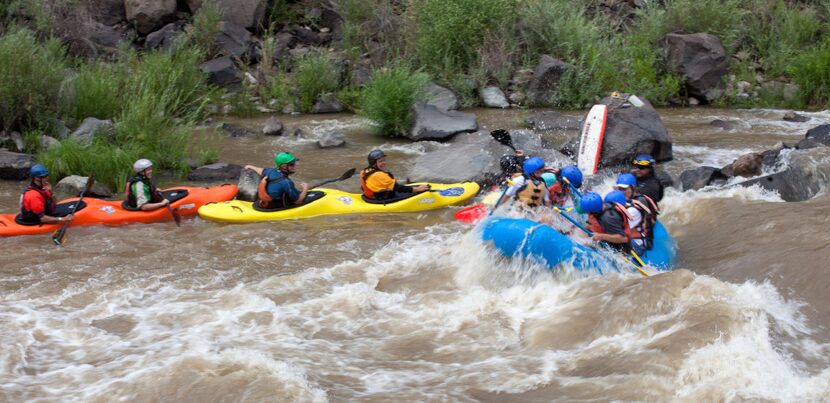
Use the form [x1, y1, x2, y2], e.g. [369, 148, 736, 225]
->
[360, 149, 429, 201]
[541, 165, 583, 207]
[124, 159, 171, 211]
[245, 152, 309, 209]
[505, 157, 550, 208]
[17, 164, 73, 225]
[579, 191, 631, 252]
[615, 173, 659, 255]
[631, 154, 664, 202]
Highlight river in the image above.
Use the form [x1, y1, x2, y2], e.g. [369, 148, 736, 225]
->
[1, 108, 829, 401]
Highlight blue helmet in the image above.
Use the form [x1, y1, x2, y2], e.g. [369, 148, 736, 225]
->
[615, 173, 637, 188]
[541, 172, 557, 188]
[522, 157, 545, 176]
[30, 164, 49, 178]
[579, 192, 603, 214]
[560, 165, 583, 189]
[633, 154, 656, 167]
[604, 189, 628, 205]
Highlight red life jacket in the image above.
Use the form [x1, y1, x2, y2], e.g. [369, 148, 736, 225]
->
[586, 202, 635, 241]
[547, 180, 570, 206]
[19, 183, 54, 223]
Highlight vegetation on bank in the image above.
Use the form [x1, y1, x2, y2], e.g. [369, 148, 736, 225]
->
[1, 0, 830, 181]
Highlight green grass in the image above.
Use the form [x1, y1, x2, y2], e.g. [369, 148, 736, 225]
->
[790, 38, 830, 108]
[183, 0, 222, 57]
[39, 137, 137, 189]
[360, 63, 430, 137]
[295, 51, 340, 112]
[665, 0, 745, 51]
[64, 61, 127, 122]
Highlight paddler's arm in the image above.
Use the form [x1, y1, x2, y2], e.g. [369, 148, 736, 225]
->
[244, 165, 264, 176]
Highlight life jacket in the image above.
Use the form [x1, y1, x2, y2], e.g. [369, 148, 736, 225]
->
[18, 183, 53, 223]
[512, 173, 546, 208]
[360, 167, 395, 199]
[124, 175, 162, 209]
[547, 180, 570, 206]
[586, 202, 636, 243]
[629, 194, 659, 248]
[256, 171, 290, 209]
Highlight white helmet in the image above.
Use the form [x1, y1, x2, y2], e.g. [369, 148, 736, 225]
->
[133, 158, 153, 173]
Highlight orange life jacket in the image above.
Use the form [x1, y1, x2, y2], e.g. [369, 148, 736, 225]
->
[547, 180, 570, 206]
[256, 172, 289, 209]
[360, 167, 395, 199]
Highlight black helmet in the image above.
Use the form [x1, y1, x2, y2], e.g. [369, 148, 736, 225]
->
[368, 149, 386, 166]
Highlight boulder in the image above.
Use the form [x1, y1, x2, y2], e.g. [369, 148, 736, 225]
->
[211, 0, 267, 30]
[41, 136, 60, 150]
[527, 55, 569, 106]
[145, 23, 182, 52]
[125, 0, 177, 35]
[311, 95, 344, 114]
[292, 25, 329, 46]
[187, 162, 243, 181]
[796, 124, 830, 150]
[92, 0, 126, 25]
[783, 112, 809, 123]
[761, 143, 788, 170]
[738, 147, 830, 201]
[597, 95, 672, 167]
[216, 21, 256, 60]
[90, 23, 130, 54]
[70, 118, 115, 144]
[0, 150, 36, 180]
[54, 175, 114, 198]
[220, 123, 257, 137]
[656, 170, 676, 190]
[526, 111, 582, 131]
[352, 65, 373, 87]
[316, 132, 346, 148]
[422, 82, 459, 111]
[709, 119, 735, 131]
[236, 168, 259, 201]
[183, 0, 201, 13]
[680, 166, 725, 191]
[270, 31, 297, 63]
[665, 33, 728, 103]
[721, 152, 763, 178]
[199, 57, 241, 89]
[262, 117, 284, 136]
[408, 102, 478, 141]
[479, 86, 509, 109]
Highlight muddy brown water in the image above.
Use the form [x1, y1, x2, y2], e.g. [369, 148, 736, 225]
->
[2, 108, 829, 401]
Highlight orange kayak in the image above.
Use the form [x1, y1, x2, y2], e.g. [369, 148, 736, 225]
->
[0, 184, 238, 237]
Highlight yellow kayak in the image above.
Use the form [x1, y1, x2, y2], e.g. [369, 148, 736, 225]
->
[198, 182, 480, 223]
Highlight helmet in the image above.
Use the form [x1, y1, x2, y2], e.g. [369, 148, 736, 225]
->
[541, 172, 557, 188]
[632, 154, 655, 167]
[30, 164, 49, 178]
[604, 189, 627, 205]
[615, 173, 637, 188]
[560, 165, 583, 189]
[367, 149, 386, 166]
[522, 157, 545, 176]
[274, 152, 298, 167]
[579, 192, 603, 213]
[133, 159, 153, 173]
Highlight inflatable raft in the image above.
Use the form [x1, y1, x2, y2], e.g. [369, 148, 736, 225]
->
[481, 217, 677, 274]
[198, 182, 480, 223]
[0, 184, 238, 237]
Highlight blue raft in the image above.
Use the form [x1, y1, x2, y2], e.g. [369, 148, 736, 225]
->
[481, 217, 677, 273]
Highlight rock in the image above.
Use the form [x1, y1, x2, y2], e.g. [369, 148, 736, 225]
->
[236, 168, 260, 201]
[183, 0, 201, 13]
[145, 23, 181, 52]
[527, 55, 569, 106]
[796, 124, 830, 149]
[721, 152, 763, 178]
[187, 162, 243, 181]
[214, 0, 268, 30]
[656, 170, 676, 189]
[680, 166, 725, 191]
[292, 25, 328, 46]
[54, 175, 114, 198]
[48, 119, 71, 139]
[92, 0, 126, 25]
[41, 136, 60, 150]
[783, 84, 800, 102]
[688, 97, 701, 106]
[597, 95, 672, 167]
[408, 102, 478, 141]
[311, 95, 344, 114]
[783, 112, 809, 123]
[761, 143, 787, 170]
[736, 81, 752, 95]
[70, 118, 115, 144]
[270, 31, 296, 63]
[710, 119, 735, 131]
[0, 150, 36, 180]
[262, 117, 284, 136]
[352, 65, 373, 87]
[293, 128, 308, 138]
[125, 0, 177, 35]
[422, 82, 459, 111]
[508, 91, 525, 104]
[220, 123, 257, 137]
[479, 86, 509, 109]
[90, 23, 129, 54]
[738, 147, 830, 201]
[10, 131, 23, 152]
[316, 132, 346, 148]
[199, 57, 241, 89]
[319, 3, 345, 41]
[216, 21, 255, 61]
[665, 33, 728, 103]
[526, 111, 582, 131]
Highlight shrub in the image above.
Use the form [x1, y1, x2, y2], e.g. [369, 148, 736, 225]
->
[789, 38, 830, 107]
[0, 29, 66, 132]
[294, 51, 340, 112]
[746, 1, 821, 77]
[183, 0, 222, 57]
[665, 0, 745, 50]
[64, 61, 128, 122]
[23, 129, 43, 154]
[519, 0, 607, 63]
[39, 138, 137, 189]
[360, 64, 430, 137]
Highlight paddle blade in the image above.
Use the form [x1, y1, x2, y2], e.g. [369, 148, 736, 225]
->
[338, 168, 357, 181]
[52, 227, 67, 246]
[168, 205, 181, 227]
[82, 174, 95, 194]
[490, 129, 515, 151]
[454, 203, 488, 224]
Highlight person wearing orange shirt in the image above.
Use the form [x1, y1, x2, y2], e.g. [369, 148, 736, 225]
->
[360, 150, 429, 200]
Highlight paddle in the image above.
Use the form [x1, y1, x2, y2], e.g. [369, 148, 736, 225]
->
[52, 174, 94, 246]
[490, 129, 516, 152]
[167, 204, 181, 227]
[309, 168, 357, 190]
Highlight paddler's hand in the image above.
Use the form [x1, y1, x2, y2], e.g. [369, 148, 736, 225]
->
[515, 150, 524, 157]
[413, 184, 429, 193]
[162, 198, 171, 206]
[61, 214, 74, 222]
[300, 182, 308, 191]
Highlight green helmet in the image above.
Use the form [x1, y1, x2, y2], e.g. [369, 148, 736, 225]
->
[274, 152, 297, 167]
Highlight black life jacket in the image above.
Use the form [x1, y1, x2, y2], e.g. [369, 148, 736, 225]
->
[125, 175, 162, 209]
[630, 194, 659, 248]
[18, 183, 54, 224]
[256, 171, 290, 209]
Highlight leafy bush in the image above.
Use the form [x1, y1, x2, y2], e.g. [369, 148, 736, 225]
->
[23, 129, 43, 154]
[183, 0, 222, 57]
[790, 38, 830, 107]
[295, 51, 340, 112]
[519, 0, 607, 63]
[746, 1, 821, 77]
[0, 29, 66, 132]
[64, 61, 127, 122]
[360, 64, 430, 137]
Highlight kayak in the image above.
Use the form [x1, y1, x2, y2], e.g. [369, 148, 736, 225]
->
[0, 184, 238, 237]
[481, 217, 677, 274]
[198, 182, 480, 223]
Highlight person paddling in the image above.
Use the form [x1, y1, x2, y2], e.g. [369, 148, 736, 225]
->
[360, 150, 429, 201]
[615, 173, 659, 255]
[541, 165, 583, 207]
[124, 159, 171, 211]
[17, 164, 73, 225]
[579, 191, 632, 252]
[245, 152, 308, 209]
[505, 157, 550, 208]
[631, 154, 664, 203]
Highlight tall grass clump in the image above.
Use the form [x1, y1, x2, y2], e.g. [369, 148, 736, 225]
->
[39, 138, 137, 189]
[746, 1, 821, 77]
[183, 0, 222, 56]
[360, 64, 430, 137]
[0, 29, 66, 132]
[295, 51, 340, 112]
[789, 38, 830, 107]
[519, 0, 607, 64]
[665, 0, 745, 50]
[64, 61, 128, 122]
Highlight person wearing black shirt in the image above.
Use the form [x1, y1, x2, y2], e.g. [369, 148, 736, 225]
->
[631, 154, 664, 202]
